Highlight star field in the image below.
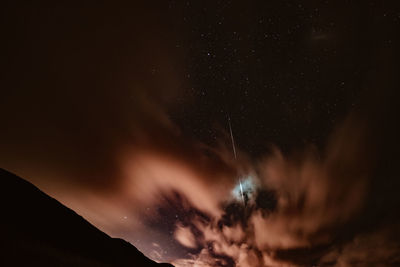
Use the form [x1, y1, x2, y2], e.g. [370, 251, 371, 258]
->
[167, 0, 398, 157]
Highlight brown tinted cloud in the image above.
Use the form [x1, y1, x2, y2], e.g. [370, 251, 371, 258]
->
[1, 3, 400, 267]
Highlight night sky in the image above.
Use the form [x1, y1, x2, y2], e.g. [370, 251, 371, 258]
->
[1, 1, 400, 266]
[170, 0, 386, 154]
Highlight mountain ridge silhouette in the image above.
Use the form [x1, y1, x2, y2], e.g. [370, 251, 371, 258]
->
[0, 168, 173, 267]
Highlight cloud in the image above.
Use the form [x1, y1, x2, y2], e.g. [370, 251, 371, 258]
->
[29, 107, 398, 267]
[320, 227, 400, 267]
[159, 112, 399, 266]
[175, 224, 197, 249]
[2, 4, 399, 267]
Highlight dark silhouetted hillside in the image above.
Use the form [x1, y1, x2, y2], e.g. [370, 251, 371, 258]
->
[0, 168, 173, 267]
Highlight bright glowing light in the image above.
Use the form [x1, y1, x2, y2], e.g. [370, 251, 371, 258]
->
[232, 176, 255, 202]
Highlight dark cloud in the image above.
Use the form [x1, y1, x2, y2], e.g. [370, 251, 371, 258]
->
[1, 2, 400, 267]
[0, 3, 187, 188]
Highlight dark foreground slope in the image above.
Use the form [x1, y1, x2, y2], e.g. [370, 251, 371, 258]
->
[0, 168, 173, 267]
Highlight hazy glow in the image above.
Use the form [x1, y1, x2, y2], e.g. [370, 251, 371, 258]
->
[232, 176, 255, 202]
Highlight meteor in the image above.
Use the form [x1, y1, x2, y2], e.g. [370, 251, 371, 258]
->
[228, 115, 245, 204]
[228, 116, 237, 160]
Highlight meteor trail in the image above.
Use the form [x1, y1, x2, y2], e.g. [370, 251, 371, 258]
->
[228, 116, 237, 160]
[228, 115, 245, 204]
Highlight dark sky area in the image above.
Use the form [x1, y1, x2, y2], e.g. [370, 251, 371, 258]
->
[172, 0, 368, 154]
[1, 1, 400, 266]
